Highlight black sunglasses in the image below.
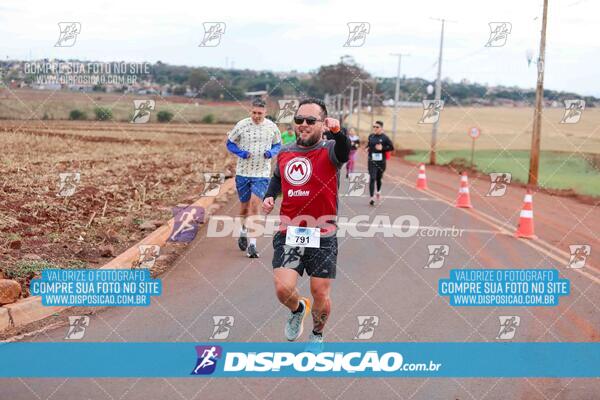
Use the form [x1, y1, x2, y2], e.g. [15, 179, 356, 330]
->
[294, 116, 322, 125]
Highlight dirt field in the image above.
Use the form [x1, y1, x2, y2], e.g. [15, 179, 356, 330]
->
[0, 120, 235, 297]
[3, 90, 598, 155]
[0, 89, 247, 123]
[347, 107, 600, 153]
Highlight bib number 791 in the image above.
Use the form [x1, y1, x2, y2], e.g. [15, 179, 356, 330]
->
[285, 226, 320, 248]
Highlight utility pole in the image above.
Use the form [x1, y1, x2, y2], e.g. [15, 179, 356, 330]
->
[528, 0, 548, 186]
[357, 81, 363, 133]
[430, 18, 450, 165]
[390, 53, 409, 142]
[370, 80, 376, 129]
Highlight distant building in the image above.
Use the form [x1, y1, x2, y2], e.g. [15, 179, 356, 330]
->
[33, 83, 62, 91]
[382, 99, 421, 107]
[244, 90, 267, 100]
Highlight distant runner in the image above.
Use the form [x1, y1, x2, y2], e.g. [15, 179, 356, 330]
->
[263, 98, 350, 352]
[346, 127, 360, 178]
[280, 124, 296, 145]
[366, 120, 394, 206]
[226, 98, 281, 258]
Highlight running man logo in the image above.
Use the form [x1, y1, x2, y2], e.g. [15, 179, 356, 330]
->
[210, 316, 234, 340]
[425, 245, 449, 269]
[202, 173, 225, 197]
[354, 316, 379, 340]
[485, 22, 512, 47]
[136, 245, 160, 269]
[346, 172, 369, 196]
[567, 244, 591, 269]
[496, 316, 520, 340]
[65, 316, 90, 340]
[131, 100, 155, 124]
[55, 22, 81, 47]
[277, 100, 299, 124]
[344, 22, 370, 47]
[57, 172, 80, 197]
[169, 206, 205, 242]
[282, 245, 305, 269]
[486, 173, 512, 197]
[418, 100, 444, 124]
[284, 157, 312, 186]
[191, 345, 222, 375]
[199, 22, 226, 47]
[560, 100, 586, 124]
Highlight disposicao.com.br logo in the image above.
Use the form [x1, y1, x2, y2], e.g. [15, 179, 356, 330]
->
[207, 215, 464, 239]
[191, 345, 442, 377]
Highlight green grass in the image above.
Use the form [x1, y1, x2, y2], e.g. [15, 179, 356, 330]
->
[2, 260, 90, 280]
[405, 150, 600, 197]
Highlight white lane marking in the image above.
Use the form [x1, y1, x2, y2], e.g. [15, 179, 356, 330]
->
[336, 222, 499, 235]
[341, 195, 441, 201]
[381, 195, 443, 201]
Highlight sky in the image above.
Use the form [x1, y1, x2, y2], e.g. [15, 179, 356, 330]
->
[1, 0, 598, 96]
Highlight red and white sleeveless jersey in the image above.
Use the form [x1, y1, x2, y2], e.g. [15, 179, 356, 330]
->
[274, 139, 343, 232]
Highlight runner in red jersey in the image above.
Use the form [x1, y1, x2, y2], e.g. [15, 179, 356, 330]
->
[263, 98, 350, 352]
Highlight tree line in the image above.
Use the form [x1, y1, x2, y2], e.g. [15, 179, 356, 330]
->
[3, 58, 597, 106]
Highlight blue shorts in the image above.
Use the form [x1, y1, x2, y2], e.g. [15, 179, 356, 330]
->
[235, 176, 269, 203]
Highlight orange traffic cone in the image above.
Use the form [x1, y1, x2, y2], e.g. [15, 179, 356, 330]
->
[455, 172, 473, 208]
[416, 163, 428, 190]
[515, 190, 536, 239]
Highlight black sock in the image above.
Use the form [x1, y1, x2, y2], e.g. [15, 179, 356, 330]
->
[312, 330, 322, 336]
[292, 301, 304, 314]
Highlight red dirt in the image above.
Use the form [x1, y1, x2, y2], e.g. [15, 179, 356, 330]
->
[0, 120, 236, 298]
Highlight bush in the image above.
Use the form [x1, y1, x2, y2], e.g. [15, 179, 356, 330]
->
[201, 113, 215, 124]
[172, 85, 186, 96]
[157, 110, 174, 123]
[94, 107, 113, 121]
[69, 109, 87, 120]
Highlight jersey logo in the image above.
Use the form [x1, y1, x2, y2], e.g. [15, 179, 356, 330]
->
[284, 156, 312, 186]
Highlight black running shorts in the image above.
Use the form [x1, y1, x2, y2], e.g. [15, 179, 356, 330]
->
[272, 231, 337, 279]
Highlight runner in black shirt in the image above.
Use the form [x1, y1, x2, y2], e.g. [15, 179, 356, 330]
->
[366, 120, 394, 206]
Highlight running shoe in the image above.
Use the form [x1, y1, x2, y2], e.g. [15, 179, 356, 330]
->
[369, 198, 375, 206]
[247, 243, 259, 258]
[238, 234, 248, 251]
[285, 297, 310, 341]
[305, 333, 324, 354]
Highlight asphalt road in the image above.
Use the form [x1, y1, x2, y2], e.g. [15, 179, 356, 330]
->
[2, 152, 599, 400]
